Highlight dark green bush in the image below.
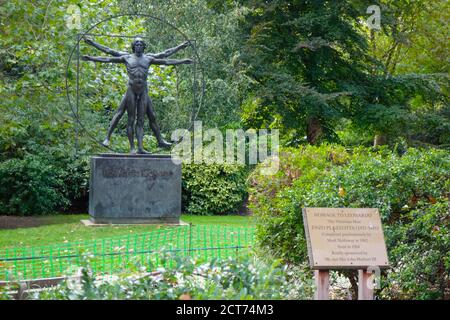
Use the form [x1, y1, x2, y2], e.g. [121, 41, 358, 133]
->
[249, 145, 450, 299]
[0, 155, 70, 215]
[381, 200, 450, 299]
[0, 122, 90, 215]
[182, 163, 248, 215]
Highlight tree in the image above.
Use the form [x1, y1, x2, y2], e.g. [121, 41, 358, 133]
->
[366, 0, 450, 147]
[239, 0, 448, 146]
[239, 1, 374, 144]
[369, 0, 449, 75]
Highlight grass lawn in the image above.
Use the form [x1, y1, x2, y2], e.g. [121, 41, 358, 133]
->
[0, 214, 255, 249]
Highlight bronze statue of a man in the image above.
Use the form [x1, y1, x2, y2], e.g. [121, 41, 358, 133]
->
[82, 37, 193, 154]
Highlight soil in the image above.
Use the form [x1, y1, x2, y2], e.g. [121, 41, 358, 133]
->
[0, 216, 52, 230]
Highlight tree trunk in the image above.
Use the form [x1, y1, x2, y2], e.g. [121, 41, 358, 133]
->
[373, 134, 387, 147]
[306, 117, 323, 144]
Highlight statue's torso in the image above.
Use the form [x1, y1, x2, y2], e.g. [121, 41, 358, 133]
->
[124, 54, 151, 94]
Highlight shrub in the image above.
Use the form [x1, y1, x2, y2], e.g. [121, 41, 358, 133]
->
[249, 145, 450, 299]
[249, 144, 351, 263]
[0, 151, 89, 216]
[0, 154, 70, 215]
[182, 163, 248, 215]
[0, 121, 91, 215]
[381, 200, 450, 299]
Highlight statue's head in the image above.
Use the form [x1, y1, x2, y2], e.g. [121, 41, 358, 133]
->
[131, 37, 146, 55]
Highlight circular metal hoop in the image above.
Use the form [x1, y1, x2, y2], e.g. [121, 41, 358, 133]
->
[65, 13, 205, 153]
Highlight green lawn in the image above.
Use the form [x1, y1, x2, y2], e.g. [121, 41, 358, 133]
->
[0, 214, 255, 280]
[0, 214, 254, 249]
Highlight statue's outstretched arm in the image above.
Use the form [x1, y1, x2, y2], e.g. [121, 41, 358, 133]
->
[83, 36, 128, 57]
[82, 55, 125, 63]
[149, 41, 190, 59]
[150, 58, 193, 66]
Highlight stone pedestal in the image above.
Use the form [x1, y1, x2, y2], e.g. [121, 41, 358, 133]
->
[88, 154, 181, 224]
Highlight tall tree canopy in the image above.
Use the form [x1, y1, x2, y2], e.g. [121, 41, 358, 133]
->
[239, 0, 448, 146]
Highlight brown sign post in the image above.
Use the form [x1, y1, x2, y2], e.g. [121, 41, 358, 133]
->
[302, 208, 389, 300]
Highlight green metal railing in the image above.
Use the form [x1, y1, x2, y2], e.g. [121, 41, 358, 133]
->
[0, 225, 255, 281]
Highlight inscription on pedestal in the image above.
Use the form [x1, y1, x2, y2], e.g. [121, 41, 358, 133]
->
[89, 154, 181, 224]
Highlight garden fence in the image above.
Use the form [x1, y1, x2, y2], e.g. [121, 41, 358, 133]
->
[0, 225, 255, 281]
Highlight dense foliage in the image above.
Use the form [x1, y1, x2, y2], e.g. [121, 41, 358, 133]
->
[9, 255, 314, 300]
[0, 0, 449, 300]
[182, 163, 248, 215]
[0, 124, 89, 215]
[239, 0, 449, 146]
[381, 200, 450, 299]
[249, 145, 450, 299]
[1, 0, 448, 215]
[0, 0, 250, 215]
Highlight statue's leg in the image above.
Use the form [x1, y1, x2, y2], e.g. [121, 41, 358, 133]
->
[136, 94, 149, 154]
[146, 95, 172, 148]
[126, 90, 136, 154]
[103, 92, 127, 147]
